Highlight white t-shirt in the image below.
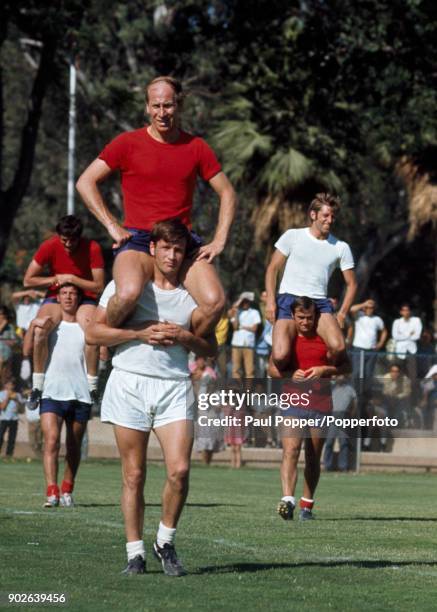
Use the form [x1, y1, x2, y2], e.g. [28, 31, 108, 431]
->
[43, 321, 91, 403]
[99, 281, 197, 378]
[391, 316, 423, 357]
[15, 301, 41, 331]
[352, 312, 385, 349]
[275, 228, 354, 299]
[231, 308, 262, 348]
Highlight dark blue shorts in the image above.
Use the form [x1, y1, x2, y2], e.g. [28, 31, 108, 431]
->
[276, 293, 334, 320]
[42, 296, 97, 307]
[40, 399, 92, 423]
[113, 228, 203, 258]
[280, 406, 330, 422]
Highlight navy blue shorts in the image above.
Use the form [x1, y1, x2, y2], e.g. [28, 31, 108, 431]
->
[113, 228, 203, 258]
[40, 399, 92, 423]
[280, 406, 330, 422]
[42, 296, 97, 307]
[276, 293, 334, 320]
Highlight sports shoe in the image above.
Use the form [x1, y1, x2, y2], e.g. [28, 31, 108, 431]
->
[121, 555, 146, 575]
[44, 495, 59, 508]
[277, 500, 295, 520]
[90, 389, 99, 405]
[20, 358, 31, 381]
[299, 508, 315, 521]
[153, 542, 186, 577]
[60, 493, 74, 508]
[26, 388, 42, 411]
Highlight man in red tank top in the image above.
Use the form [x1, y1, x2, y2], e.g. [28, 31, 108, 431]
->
[76, 76, 236, 337]
[271, 296, 351, 521]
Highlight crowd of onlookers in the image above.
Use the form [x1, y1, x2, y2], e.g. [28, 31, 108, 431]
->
[1, 289, 436, 467]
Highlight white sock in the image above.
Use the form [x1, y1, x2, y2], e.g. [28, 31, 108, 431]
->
[32, 373, 45, 391]
[281, 496, 296, 507]
[126, 540, 145, 561]
[98, 360, 108, 373]
[156, 521, 176, 548]
[87, 375, 98, 392]
[20, 358, 31, 381]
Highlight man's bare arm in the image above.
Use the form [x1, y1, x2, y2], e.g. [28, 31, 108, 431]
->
[265, 249, 287, 323]
[23, 260, 56, 289]
[196, 172, 237, 263]
[76, 158, 131, 248]
[54, 268, 105, 295]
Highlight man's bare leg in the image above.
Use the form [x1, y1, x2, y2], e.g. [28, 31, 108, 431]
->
[77, 305, 99, 380]
[114, 425, 149, 543]
[280, 433, 303, 497]
[26, 304, 61, 371]
[182, 259, 225, 337]
[63, 420, 87, 485]
[107, 251, 154, 327]
[154, 419, 193, 528]
[299, 429, 326, 519]
[316, 313, 346, 365]
[272, 319, 296, 373]
[41, 413, 62, 495]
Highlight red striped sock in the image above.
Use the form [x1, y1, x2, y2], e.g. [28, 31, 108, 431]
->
[47, 484, 60, 498]
[61, 480, 74, 494]
[300, 497, 314, 510]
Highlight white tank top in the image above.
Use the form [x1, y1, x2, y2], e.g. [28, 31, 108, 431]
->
[42, 321, 91, 403]
[99, 281, 197, 378]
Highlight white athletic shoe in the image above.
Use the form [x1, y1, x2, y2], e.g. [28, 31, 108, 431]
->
[44, 495, 59, 508]
[60, 493, 74, 508]
[20, 358, 31, 381]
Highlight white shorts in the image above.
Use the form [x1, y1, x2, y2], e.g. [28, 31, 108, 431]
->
[101, 368, 195, 432]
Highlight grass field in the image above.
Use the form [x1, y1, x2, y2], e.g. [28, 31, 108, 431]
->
[1, 459, 437, 611]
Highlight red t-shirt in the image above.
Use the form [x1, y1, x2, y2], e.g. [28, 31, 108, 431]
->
[34, 236, 104, 299]
[283, 334, 332, 413]
[99, 128, 222, 230]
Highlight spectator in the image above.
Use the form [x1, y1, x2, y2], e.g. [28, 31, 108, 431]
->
[417, 329, 436, 379]
[0, 306, 19, 385]
[324, 375, 357, 471]
[229, 292, 261, 379]
[391, 304, 422, 386]
[421, 368, 437, 430]
[0, 379, 23, 457]
[350, 299, 387, 392]
[11, 290, 45, 335]
[25, 400, 43, 458]
[255, 291, 273, 378]
[215, 311, 230, 378]
[363, 392, 390, 452]
[381, 363, 412, 427]
[192, 357, 223, 465]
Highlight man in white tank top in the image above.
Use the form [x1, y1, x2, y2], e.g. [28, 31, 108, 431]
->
[30, 284, 92, 509]
[265, 193, 357, 374]
[86, 219, 217, 577]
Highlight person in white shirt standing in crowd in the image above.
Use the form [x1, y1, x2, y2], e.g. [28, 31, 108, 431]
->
[86, 219, 217, 578]
[391, 303, 423, 393]
[350, 299, 388, 391]
[27, 284, 92, 509]
[229, 292, 261, 379]
[265, 193, 357, 375]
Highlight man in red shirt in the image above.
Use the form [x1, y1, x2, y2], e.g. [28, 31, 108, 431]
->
[76, 75, 236, 334]
[270, 296, 351, 521]
[22, 215, 105, 408]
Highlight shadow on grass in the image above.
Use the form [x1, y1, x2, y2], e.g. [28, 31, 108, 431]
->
[324, 517, 437, 522]
[195, 560, 437, 574]
[76, 502, 245, 508]
[76, 503, 119, 508]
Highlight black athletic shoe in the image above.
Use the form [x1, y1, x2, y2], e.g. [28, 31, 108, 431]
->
[153, 542, 186, 577]
[299, 508, 315, 521]
[121, 555, 146, 575]
[277, 500, 295, 520]
[26, 388, 42, 411]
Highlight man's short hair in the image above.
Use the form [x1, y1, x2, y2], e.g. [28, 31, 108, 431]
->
[150, 218, 191, 249]
[308, 193, 341, 217]
[57, 282, 83, 301]
[55, 215, 83, 239]
[291, 296, 316, 314]
[145, 76, 184, 107]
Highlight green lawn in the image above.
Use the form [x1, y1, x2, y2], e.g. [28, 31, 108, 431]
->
[1, 460, 437, 611]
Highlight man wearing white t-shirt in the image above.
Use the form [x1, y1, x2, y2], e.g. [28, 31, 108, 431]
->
[29, 284, 92, 509]
[265, 193, 357, 374]
[350, 299, 387, 389]
[391, 303, 423, 385]
[86, 219, 216, 578]
[229, 292, 261, 378]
